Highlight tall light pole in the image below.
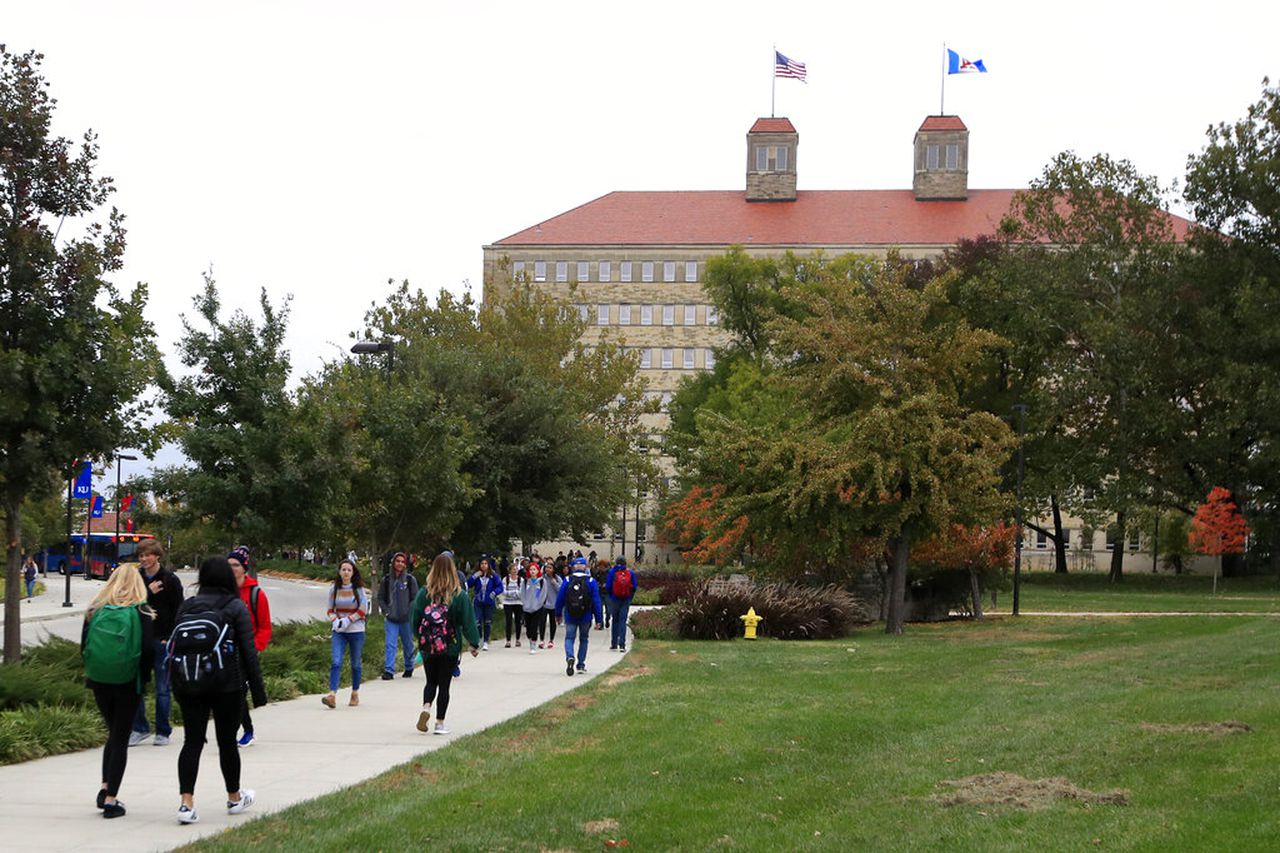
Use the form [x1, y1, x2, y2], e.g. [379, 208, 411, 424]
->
[351, 340, 395, 383]
[1011, 404, 1028, 616]
[114, 453, 138, 574]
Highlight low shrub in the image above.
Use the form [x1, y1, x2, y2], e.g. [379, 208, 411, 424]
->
[0, 705, 105, 764]
[629, 607, 678, 640]
[637, 570, 700, 604]
[672, 580, 866, 640]
[631, 589, 662, 606]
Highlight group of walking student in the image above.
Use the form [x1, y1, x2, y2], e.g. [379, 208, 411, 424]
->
[79, 542, 637, 823]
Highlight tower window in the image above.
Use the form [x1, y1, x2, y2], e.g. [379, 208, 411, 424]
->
[755, 145, 788, 171]
[926, 145, 939, 170]
[946, 143, 959, 169]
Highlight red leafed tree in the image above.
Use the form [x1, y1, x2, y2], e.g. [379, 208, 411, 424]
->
[1188, 487, 1250, 592]
[913, 522, 1016, 618]
[661, 485, 750, 566]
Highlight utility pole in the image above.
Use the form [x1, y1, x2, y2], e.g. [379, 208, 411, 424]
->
[1012, 404, 1028, 616]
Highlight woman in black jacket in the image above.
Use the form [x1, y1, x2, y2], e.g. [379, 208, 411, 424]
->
[172, 556, 268, 825]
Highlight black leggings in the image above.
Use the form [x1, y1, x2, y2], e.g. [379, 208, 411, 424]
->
[543, 610, 557, 642]
[177, 690, 243, 795]
[422, 655, 459, 720]
[92, 683, 141, 797]
[240, 690, 253, 735]
[525, 609, 544, 643]
[504, 604, 523, 641]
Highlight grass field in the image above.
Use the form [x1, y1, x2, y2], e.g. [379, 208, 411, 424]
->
[184, 614, 1280, 852]
[1003, 571, 1280, 613]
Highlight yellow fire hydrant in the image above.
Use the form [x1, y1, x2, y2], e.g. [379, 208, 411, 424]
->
[740, 607, 763, 640]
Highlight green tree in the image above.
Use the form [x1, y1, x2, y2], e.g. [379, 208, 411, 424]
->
[149, 273, 303, 557]
[1, 48, 158, 662]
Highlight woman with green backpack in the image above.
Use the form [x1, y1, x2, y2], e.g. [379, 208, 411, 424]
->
[81, 565, 156, 819]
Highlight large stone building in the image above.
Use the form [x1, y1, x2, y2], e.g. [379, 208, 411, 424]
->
[482, 115, 1197, 572]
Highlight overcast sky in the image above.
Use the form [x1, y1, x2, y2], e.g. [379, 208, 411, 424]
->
[6, 1, 1277, 475]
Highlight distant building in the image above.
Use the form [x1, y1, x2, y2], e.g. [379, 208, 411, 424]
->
[483, 116, 1200, 573]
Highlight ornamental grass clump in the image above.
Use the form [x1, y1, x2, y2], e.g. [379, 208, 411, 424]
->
[672, 579, 865, 640]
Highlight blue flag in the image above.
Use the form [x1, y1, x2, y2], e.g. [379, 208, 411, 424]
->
[91, 495, 104, 518]
[74, 461, 93, 499]
[947, 49, 987, 74]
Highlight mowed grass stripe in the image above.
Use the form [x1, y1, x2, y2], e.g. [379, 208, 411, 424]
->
[184, 616, 1280, 852]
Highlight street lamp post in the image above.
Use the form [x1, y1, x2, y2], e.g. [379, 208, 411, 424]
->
[114, 454, 138, 574]
[63, 472, 74, 607]
[351, 340, 395, 383]
[1011, 404, 1028, 616]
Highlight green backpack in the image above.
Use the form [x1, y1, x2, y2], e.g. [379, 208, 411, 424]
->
[83, 604, 142, 687]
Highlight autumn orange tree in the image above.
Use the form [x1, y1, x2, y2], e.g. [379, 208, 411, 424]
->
[1189, 487, 1250, 592]
[913, 522, 1015, 618]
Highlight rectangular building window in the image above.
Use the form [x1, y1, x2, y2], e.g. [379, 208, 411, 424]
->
[513, 261, 525, 280]
[620, 261, 632, 282]
[682, 348, 695, 369]
[663, 261, 676, 282]
[577, 304, 588, 322]
[704, 348, 716, 369]
[683, 304, 696, 325]
[1036, 530, 1048, 549]
[639, 348, 651, 369]
[577, 261, 590, 282]
[1061, 529, 1070, 546]
[534, 261, 546, 282]
[755, 145, 788, 171]
[926, 144, 939, 170]
[642, 261, 654, 282]
[641, 305, 653, 326]
[662, 305, 675, 326]
[599, 261, 611, 282]
[946, 143, 959, 170]
[685, 261, 697, 282]
[597, 304, 609, 326]
[619, 304, 632, 325]
[556, 261, 568, 283]
[707, 305, 719, 325]
[661, 348, 673, 369]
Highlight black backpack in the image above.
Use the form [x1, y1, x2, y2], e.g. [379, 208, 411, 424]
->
[565, 574, 591, 619]
[167, 596, 239, 694]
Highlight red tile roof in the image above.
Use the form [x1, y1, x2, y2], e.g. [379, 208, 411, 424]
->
[918, 115, 967, 132]
[748, 117, 797, 133]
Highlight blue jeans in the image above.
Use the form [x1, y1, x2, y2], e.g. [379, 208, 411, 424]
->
[25, 579, 35, 598]
[563, 619, 592, 667]
[475, 602, 495, 643]
[607, 599, 631, 648]
[132, 638, 172, 736]
[330, 631, 366, 691]
[384, 619, 415, 673]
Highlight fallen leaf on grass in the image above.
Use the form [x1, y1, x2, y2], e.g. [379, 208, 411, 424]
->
[582, 819, 620, 834]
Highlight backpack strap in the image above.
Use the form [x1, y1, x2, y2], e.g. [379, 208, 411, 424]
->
[249, 586, 261, 630]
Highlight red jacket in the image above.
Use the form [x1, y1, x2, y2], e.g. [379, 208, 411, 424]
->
[238, 575, 272, 652]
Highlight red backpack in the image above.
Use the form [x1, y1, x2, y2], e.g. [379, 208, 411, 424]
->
[611, 568, 634, 598]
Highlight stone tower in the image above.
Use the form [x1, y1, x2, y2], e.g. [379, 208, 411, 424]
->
[913, 115, 969, 200]
[746, 117, 798, 202]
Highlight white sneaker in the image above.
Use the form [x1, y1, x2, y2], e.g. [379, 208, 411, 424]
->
[177, 804, 199, 824]
[434, 723, 450, 735]
[482, 642, 489, 651]
[127, 731, 150, 747]
[529, 646, 536, 654]
[153, 734, 170, 746]
[227, 789, 255, 814]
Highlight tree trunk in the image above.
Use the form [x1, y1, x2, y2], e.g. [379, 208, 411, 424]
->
[4, 498, 23, 664]
[1051, 495, 1068, 574]
[885, 531, 909, 635]
[1108, 509, 1126, 583]
[969, 569, 984, 619]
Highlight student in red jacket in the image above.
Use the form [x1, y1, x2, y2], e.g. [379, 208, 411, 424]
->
[228, 547, 271, 747]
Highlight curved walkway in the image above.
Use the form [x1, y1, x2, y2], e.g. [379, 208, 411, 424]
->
[0, 618, 629, 851]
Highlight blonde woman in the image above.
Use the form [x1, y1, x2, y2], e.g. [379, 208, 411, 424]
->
[81, 567, 157, 819]
[409, 552, 481, 735]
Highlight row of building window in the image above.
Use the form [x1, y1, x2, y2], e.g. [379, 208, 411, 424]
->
[620, 347, 717, 371]
[575, 304, 720, 327]
[517, 260, 699, 284]
[1033, 529, 1143, 551]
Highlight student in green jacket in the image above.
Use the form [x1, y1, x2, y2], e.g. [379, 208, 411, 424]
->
[411, 551, 480, 735]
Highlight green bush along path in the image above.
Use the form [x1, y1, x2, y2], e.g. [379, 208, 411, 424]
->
[188, 615, 1279, 852]
[1003, 572, 1280, 614]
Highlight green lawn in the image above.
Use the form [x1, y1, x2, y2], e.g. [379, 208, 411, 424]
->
[1001, 571, 1280, 613]
[185, 615, 1280, 852]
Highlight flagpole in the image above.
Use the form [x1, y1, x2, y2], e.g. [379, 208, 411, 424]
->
[940, 42, 946, 115]
[771, 44, 776, 117]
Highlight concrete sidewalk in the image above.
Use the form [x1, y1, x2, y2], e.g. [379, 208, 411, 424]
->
[0, 628, 630, 851]
[3, 575, 95, 624]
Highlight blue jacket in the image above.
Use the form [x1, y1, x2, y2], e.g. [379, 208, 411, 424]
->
[554, 570, 603, 625]
[604, 565, 638, 602]
[468, 572, 503, 608]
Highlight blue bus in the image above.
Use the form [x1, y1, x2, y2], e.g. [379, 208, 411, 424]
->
[37, 532, 156, 580]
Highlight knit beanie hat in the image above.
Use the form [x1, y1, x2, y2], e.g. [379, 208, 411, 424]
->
[227, 546, 250, 567]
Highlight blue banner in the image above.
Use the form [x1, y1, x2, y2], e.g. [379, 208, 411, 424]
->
[91, 495, 104, 518]
[74, 461, 93, 499]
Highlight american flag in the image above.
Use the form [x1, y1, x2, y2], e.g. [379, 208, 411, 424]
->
[775, 51, 807, 81]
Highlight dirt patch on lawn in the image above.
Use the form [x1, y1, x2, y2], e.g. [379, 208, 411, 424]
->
[582, 818, 620, 834]
[1140, 721, 1252, 735]
[547, 693, 598, 723]
[602, 664, 654, 687]
[369, 762, 442, 792]
[935, 771, 1129, 810]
